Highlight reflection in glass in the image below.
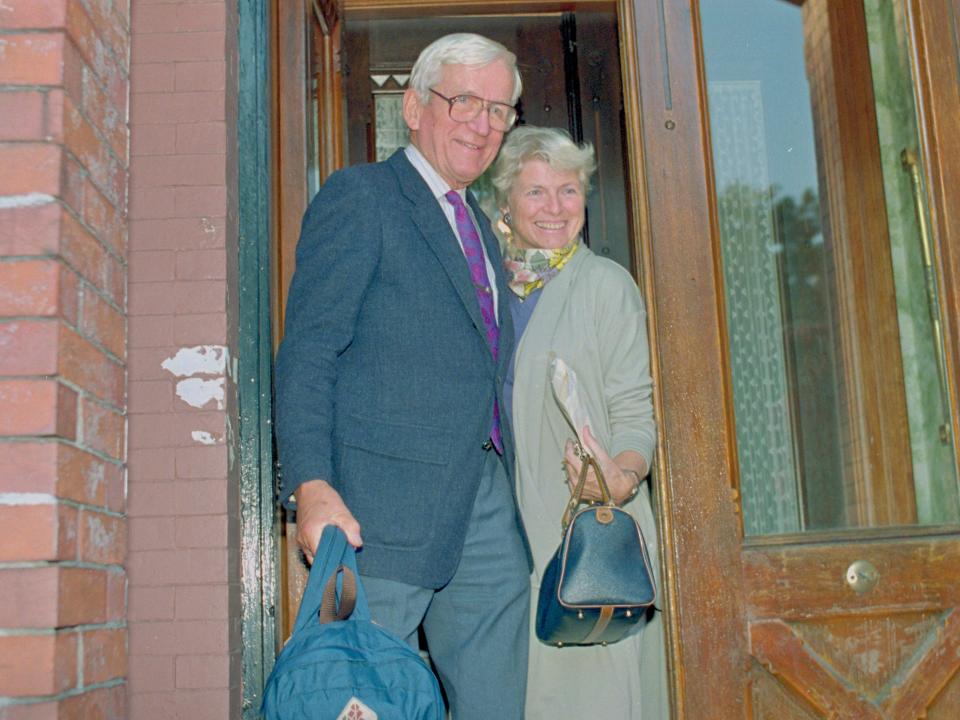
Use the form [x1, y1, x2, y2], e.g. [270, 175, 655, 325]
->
[374, 92, 408, 162]
[700, 0, 959, 535]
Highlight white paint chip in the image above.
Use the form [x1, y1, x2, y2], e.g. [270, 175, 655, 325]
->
[191, 430, 219, 445]
[176, 377, 225, 410]
[0, 193, 56, 209]
[0, 493, 57, 505]
[161, 345, 227, 377]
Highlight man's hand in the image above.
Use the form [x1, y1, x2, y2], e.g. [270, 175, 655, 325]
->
[294, 479, 363, 564]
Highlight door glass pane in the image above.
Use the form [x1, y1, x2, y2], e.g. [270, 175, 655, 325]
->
[700, 0, 959, 535]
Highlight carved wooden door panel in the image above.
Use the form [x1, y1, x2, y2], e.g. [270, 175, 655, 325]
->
[632, 0, 960, 716]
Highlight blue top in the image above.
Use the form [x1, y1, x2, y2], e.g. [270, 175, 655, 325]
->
[505, 288, 542, 425]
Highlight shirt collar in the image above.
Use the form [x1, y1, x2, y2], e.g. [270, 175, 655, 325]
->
[404, 144, 467, 203]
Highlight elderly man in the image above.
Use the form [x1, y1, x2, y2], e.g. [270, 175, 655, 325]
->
[274, 33, 530, 718]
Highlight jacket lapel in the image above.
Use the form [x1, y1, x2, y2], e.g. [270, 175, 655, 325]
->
[389, 151, 488, 340]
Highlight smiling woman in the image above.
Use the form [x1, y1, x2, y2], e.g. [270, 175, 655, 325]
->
[490, 126, 666, 719]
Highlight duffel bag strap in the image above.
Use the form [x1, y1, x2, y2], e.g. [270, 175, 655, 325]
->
[292, 526, 371, 637]
[319, 565, 357, 623]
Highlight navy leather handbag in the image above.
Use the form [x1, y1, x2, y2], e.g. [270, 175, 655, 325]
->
[535, 450, 657, 646]
[262, 526, 444, 719]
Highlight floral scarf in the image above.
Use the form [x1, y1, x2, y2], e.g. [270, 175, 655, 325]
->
[503, 239, 580, 299]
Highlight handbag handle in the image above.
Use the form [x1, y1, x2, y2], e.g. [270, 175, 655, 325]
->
[561, 444, 613, 531]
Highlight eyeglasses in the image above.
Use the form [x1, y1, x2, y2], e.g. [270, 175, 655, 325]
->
[428, 89, 518, 132]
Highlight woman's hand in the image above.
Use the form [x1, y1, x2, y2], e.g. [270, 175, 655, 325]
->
[562, 426, 646, 505]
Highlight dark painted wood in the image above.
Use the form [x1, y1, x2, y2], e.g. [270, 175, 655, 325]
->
[238, 0, 279, 716]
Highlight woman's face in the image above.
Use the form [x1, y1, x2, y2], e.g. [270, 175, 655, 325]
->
[505, 159, 585, 250]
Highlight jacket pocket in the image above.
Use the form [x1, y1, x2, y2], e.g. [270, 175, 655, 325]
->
[335, 414, 453, 550]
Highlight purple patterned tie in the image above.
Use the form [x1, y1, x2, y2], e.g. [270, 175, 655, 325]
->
[445, 190, 503, 454]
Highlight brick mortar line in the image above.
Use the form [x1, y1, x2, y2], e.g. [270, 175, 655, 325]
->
[0, 266, 127, 318]
[0, 492, 126, 517]
[0, 184, 130, 269]
[0, 560, 125, 571]
[0, 26, 131, 88]
[0, 333, 127, 371]
[130, 28, 227, 38]
[0, 623, 126, 637]
[0, 77, 130, 158]
[0, 358, 127, 394]
[57, 168, 130, 266]
[0, 435, 125, 473]
[62, 142, 131, 216]
[65, 13, 133, 84]
[0, 678, 126, 708]
[61, 81, 131, 166]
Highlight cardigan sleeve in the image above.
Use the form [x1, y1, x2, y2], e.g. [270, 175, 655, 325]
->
[592, 261, 657, 467]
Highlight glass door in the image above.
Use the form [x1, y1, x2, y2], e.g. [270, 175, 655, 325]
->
[700, 0, 958, 536]
[628, 0, 960, 715]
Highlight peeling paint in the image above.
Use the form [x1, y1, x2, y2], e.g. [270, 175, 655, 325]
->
[0, 193, 56, 209]
[0, 492, 56, 505]
[86, 514, 114, 550]
[84, 461, 105, 502]
[226, 415, 236, 471]
[161, 345, 228, 377]
[191, 430, 220, 445]
[176, 377, 225, 409]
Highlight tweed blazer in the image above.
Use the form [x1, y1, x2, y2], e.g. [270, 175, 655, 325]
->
[274, 150, 519, 588]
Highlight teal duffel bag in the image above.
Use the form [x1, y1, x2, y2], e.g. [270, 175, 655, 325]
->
[262, 526, 445, 719]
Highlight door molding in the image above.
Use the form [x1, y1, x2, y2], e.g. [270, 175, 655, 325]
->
[237, 0, 278, 716]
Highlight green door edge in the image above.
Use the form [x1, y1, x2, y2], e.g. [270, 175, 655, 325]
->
[236, 0, 278, 715]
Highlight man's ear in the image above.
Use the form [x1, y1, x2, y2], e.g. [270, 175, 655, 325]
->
[402, 88, 422, 131]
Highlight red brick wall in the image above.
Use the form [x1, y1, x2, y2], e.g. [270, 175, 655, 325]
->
[0, 0, 130, 717]
[126, 0, 241, 717]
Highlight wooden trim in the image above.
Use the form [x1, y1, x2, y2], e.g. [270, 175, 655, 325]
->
[750, 620, 887, 719]
[274, 0, 311, 347]
[743, 537, 960, 619]
[344, 0, 613, 15]
[743, 523, 960, 548]
[883, 608, 960, 719]
[628, 0, 748, 716]
[908, 0, 960, 466]
[314, 16, 344, 181]
[616, 0, 682, 714]
[238, 0, 279, 715]
[802, 0, 916, 527]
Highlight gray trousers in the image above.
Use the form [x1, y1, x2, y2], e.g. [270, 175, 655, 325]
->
[362, 451, 531, 720]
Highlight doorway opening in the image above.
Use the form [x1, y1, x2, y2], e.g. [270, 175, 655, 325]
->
[275, 2, 654, 637]
[339, 11, 635, 270]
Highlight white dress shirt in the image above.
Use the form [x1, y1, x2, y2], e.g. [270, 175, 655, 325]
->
[404, 145, 499, 315]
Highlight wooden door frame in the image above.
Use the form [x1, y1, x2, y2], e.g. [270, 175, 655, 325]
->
[632, 0, 960, 716]
[269, 0, 691, 712]
[253, 0, 960, 717]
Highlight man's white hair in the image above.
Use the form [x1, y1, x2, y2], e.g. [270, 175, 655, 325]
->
[409, 33, 522, 105]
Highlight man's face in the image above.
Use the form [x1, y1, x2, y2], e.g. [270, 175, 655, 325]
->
[403, 59, 515, 190]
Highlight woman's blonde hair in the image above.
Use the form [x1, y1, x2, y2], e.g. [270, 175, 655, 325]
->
[490, 126, 596, 208]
